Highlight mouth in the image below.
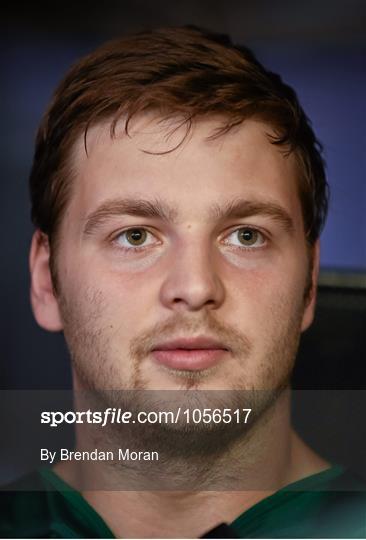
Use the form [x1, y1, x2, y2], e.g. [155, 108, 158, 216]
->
[151, 337, 230, 371]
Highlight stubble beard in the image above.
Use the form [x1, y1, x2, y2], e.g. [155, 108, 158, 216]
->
[58, 284, 305, 489]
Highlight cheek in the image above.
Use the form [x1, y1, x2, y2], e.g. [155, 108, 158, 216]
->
[63, 261, 161, 331]
[60, 241, 160, 295]
[226, 258, 306, 323]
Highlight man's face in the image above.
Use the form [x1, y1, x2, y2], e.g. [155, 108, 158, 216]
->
[40, 117, 316, 396]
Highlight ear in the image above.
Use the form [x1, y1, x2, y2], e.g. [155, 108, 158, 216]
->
[301, 240, 320, 332]
[29, 230, 63, 332]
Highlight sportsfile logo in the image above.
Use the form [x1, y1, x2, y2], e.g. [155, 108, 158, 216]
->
[41, 407, 252, 427]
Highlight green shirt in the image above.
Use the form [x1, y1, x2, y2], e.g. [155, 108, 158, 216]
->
[1, 465, 365, 538]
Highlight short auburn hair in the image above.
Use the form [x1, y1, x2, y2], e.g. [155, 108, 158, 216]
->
[30, 25, 328, 250]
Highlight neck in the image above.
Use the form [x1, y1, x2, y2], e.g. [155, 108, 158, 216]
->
[54, 387, 330, 538]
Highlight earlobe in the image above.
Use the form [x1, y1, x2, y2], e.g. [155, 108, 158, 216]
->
[29, 230, 63, 332]
[300, 240, 320, 332]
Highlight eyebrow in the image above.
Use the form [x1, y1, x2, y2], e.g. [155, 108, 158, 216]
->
[83, 198, 178, 235]
[209, 198, 294, 233]
[83, 197, 294, 235]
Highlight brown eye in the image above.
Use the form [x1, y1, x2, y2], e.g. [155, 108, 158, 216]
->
[223, 227, 265, 249]
[115, 228, 158, 251]
[237, 228, 259, 246]
[125, 229, 147, 246]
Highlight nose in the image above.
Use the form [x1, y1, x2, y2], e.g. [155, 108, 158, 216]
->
[159, 241, 225, 312]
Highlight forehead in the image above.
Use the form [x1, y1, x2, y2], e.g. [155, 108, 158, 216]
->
[68, 115, 303, 225]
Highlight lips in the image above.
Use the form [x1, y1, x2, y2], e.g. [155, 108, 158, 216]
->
[151, 336, 229, 371]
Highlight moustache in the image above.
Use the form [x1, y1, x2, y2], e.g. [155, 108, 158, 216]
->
[129, 313, 252, 361]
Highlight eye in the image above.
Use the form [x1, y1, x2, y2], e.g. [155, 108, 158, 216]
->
[223, 227, 266, 249]
[114, 228, 157, 249]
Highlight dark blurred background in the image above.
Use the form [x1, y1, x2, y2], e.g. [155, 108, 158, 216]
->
[0, 0, 365, 481]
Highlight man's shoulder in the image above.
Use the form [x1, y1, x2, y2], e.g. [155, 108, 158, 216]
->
[315, 469, 366, 537]
[0, 470, 53, 538]
[0, 469, 111, 539]
[325, 468, 366, 491]
[231, 467, 366, 539]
